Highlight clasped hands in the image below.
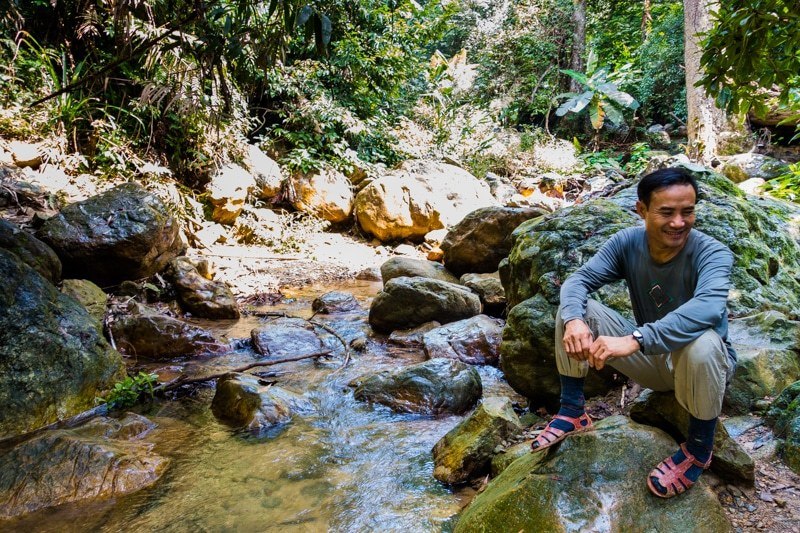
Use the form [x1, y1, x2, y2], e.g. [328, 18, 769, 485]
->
[562, 319, 640, 370]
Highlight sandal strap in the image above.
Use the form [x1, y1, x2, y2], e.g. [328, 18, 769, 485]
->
[552, 413, 591, 428]
[679, 442, 712, 469]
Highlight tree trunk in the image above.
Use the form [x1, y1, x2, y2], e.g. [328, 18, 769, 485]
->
[569, 0, 587, 93]
[642, 0, 652, 40]
[683, 0, 748, 162]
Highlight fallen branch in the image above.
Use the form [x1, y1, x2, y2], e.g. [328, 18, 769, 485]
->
[152, 349, 332, 394]
[310, 319, 352, 371]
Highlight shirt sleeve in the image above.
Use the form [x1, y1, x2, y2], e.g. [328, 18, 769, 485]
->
[639, 244, 733, 354]
[559, 230, 627, 322]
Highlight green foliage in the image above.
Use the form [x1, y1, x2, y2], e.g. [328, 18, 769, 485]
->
[623, 142, 652, 174]
[764, 162, 800, 202]
[556, 66, 639, 133]
[98, 372, 159, 410]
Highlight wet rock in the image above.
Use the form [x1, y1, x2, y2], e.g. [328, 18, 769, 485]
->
[766, 381, 800, 475]
[246, 144, 283, 200]
[207, 163, 257, 225]
[380, 257, 460, 286]
[388, 321, 441, 348]
[0, 249, 125, 439]
[355, 266, 382, 281]
[455, 416, 731, 533]
[167, 257, 240, 319]
[0, 417, 168, 519]
[460, 272, 505, 317]
[289, 166, 354, 223]
[350, 357, 482, 415]
[37, 183, 185, 286]
[60, 279, 107, 325]
[78, 413, 157, 440]
[250, 317, 324, 358]
[432, 397, 522, 484]
[423, 315, 504, 366]
[369, 276, 481, 334]
[110, 302, 220, 359]
[354, 160, 498, 242]
[441, 206, 546, 276]
[629, 390, 755, 482]
[490, 440, 546, 477]
[0, 218, 61, 283]
[312, 291, 361, 314]
[212, 373, 311, 435]
[721, 153, 787, 183]
[725, 311, 800, 414]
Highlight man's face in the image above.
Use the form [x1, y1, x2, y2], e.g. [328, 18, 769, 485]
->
[636, 184, 696, 256]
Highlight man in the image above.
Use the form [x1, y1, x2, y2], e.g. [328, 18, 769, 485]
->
[530, 167, 736, 499]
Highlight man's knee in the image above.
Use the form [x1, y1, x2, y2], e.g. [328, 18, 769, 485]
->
[677, 330, 729, 372]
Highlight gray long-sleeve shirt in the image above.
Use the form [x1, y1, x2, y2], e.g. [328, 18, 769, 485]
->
[560, 226, 736, 361]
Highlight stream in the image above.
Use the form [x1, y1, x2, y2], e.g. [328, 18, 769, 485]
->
[4, 280, 519, 532]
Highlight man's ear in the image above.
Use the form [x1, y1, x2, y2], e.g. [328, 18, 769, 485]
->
[635, 200, 646, 219]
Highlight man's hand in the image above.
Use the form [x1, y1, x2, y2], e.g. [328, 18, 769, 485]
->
[588, 335, 640, 370]
[563, 319, 594, 361]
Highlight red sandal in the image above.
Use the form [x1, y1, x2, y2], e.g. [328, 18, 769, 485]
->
[647, 442, 712, 498]
[530, 412, 594, 452]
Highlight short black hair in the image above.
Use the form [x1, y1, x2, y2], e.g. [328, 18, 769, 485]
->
[637, 167, 698, 207]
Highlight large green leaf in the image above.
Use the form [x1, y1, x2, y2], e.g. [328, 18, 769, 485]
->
[555, 90, 594, 116]
[589, 98, 604, 131]
[603, 103, 624, 126]
[596, 82, 639, 110]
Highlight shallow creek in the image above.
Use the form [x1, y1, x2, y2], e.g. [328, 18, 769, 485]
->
[6, 280, 518, 532]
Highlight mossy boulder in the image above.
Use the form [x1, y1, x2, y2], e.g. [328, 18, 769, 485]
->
[350, 358, 482, 415]
[725, 311, 800, 414]
[766, 381, 800, 474]
[0, 249, 125, 440]
[0, 218, 61, 283]
[432, 397, 522, 485]
[60, 279, 108, 326]
[37, 183, 185, 286]
[500, 166, 800, 405]
[454, 416, 731, 533]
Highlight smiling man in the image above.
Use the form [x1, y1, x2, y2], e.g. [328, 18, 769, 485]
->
[530, 167, 737, 499]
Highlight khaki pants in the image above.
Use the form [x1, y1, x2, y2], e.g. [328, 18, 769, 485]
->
[555, 300, 733, 420]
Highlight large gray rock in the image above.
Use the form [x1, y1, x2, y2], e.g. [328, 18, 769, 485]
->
[721, 153, 787, 183]
[441, 206, 545, 276]
[110, 302, 220, 359]
[0, 218, 61, 283]
[766, 381, 800, 475]
[455, 416, 732, 533]
[60, 279, 108, 325]
[0, 249, 125, 440]
[380, 257, 460, 286]
[351, 358, 482, 415]
[423, 315, 504, 366]
[312, 291, 361, 314]
[501, 168, 800, 404]
[354, 160, 499, 242]
[629, 390, 754, 482]
[250, 317, 325, 358]
[432, 397, 521, 485]
[460, 272, 506, 317]
[0, 414, 167, 519]
[167, 257, 240, 319]
[369, 276, 482, 334]
[37, 183, 185, 286]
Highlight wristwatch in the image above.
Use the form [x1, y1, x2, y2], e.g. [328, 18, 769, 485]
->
[632, 329, 644, 350]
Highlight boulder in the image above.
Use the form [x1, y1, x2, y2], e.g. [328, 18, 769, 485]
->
[167, 257, 240, 319]
[725, 311, 800, 414]
[388, 321, 441, 348]
[289, 166, 354, 223]
[423, 315, 504, 366]
[0, 415, 167, 519]
[501, 167, 800, 405]
[211, 373, 311, 435]
[60, 279, 107, 325]
[455, 416, 731, 533]
[110, 302, 220, 359]
[369, 276, 482, 334]
[246, 144, 283, 200]
[460, 272, 506, 317]
[311, 291, 361, 314]
[380, 257, 460, 286]
[354, 160, 498, 242]
[432, 397, 522, 485]
[0, 249, 125, 440]
[629, 390, 755, 482]
[0, 219, 61, 283]
[490, 440, 544, 477]
[250, 317, 325, 358]
[350, 358, 482, 415]
[207, 163, 257, 225]
[8, 140, 42, 169]
[766, 381, 800, 475]
[721, 153, 787, 183]
[442, 206, 547, 277]
[37, 183, 185, 286]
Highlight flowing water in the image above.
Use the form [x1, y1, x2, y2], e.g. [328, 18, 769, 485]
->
[3, 281, 519, 532]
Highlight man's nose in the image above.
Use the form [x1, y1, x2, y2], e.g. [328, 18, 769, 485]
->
[669, 215, 686, 227]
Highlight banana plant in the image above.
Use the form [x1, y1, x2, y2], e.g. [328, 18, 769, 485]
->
[555, 66, 639, 146]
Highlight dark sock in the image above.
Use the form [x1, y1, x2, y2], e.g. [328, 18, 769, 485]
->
[651, 415, 717, 495]
[549, 375, 586, 433]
